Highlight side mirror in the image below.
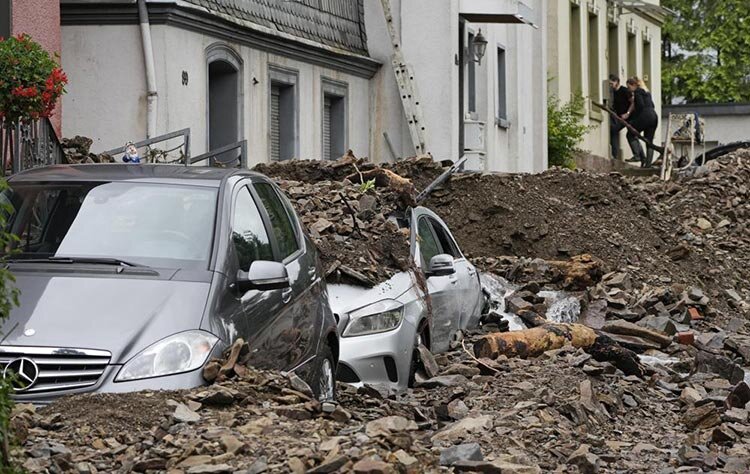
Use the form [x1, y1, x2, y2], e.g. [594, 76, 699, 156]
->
[235, 260, 290, 293]
[426, 254, 455, 278]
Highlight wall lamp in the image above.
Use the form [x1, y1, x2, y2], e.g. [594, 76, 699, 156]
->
[471, 29, 488, 65]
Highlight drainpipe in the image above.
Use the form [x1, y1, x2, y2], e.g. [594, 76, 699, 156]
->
[138, 0, 158, 138]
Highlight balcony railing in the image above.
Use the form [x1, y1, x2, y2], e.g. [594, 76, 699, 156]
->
[0, 118, 64, 177]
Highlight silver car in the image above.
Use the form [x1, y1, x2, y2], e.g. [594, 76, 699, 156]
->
[0, 165, 338, 403]
[329, 206, 484, 391]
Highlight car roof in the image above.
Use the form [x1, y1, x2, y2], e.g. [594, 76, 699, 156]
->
[8, 164, 266, 187]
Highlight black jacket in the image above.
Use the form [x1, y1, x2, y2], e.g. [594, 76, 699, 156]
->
[612, 86, 631, 115]
[630, 88, 658, 129]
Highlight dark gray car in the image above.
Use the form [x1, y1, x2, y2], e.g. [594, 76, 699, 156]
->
[0, 164, 338, 403]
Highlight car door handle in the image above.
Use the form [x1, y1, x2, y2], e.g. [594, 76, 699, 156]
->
[449, 275, 458, 285]
[282, 287, 293, 304]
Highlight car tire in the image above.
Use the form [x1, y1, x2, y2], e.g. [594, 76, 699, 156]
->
[408, 320, 430, 388]
[312, 344, 336, 402]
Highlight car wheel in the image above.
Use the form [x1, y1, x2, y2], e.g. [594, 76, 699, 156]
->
[408, 321, 430, 387]
[313, 345, 336, 402]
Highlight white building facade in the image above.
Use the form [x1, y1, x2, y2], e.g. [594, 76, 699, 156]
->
[365, 0, 547, 172]
[547, 0, 665, 160]
[60, 0, 547, 173]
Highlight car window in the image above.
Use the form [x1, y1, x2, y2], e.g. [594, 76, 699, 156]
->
[254, 182, 299, 261]
[429, 218, 461, 258]
[3, 182, 218, 269]
[417, 217, 441, 268]
[232, 186, 273, 271]
[18, 189, 61, 250]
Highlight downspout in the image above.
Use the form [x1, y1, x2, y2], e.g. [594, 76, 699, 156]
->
[137, 0, 158, 138]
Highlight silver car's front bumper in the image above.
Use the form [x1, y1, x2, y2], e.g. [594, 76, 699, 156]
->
[337, 318, 418, 392]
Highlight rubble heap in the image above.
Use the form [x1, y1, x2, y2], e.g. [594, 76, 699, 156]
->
[261, 157, 416, 286]
[253, 153, 376, 184]
[12, 151, 750, 473]
[634, 150, 750, 312]
[424, 168, 677, 280]
[421, 151, 750, 320]
[477, 253, 749, 379]
[13, 326, 750, 473]
[61, 136, 113, 164]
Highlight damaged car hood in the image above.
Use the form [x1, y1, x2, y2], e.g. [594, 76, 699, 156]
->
[1, 271, 211, 363]
[328, 271, 417, 327]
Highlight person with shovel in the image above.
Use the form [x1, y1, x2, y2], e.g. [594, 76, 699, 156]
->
[621, 77, 658, 168]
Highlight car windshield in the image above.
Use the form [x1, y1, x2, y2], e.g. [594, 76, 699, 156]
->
[1, 181, 218, 269]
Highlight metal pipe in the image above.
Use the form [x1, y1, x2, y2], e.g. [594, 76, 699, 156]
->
[137, 0, 158, 138]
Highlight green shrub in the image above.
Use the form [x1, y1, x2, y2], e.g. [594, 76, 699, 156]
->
[0, 179, 20, 472]
[547, 94, 590, 169]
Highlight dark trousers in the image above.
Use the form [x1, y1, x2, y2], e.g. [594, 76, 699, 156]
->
[627, 112, 659, 167]
[610, 116, 625, 159]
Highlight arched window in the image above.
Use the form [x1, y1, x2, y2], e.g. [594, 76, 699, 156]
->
[206, 44, 243, 163]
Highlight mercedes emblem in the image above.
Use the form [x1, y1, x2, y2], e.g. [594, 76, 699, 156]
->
[2, 357, 40, 392]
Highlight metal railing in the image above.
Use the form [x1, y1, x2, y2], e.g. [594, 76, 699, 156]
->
[102, 129, 246, 169]
[0, 124, 247, 176]
[101, 128, 191, 164]
[188, 140, 247, 168]
[0, 118, 64, 176]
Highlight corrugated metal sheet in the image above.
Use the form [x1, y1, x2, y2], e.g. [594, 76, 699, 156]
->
[184, 0, 369, 56]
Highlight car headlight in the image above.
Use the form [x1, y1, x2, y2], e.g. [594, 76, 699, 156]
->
[116, 330, 219, 382]
[343, 299, 404, 337]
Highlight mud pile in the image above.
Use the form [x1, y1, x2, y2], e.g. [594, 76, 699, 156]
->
[253, 153, 375, 184]
[276, 178, 411, 286]
[424, 169, 681, 281]
[62, 136, 114, 164]
[254, 155, 420, 287]
[421, 152, 750, 321]
[13, 327, 750, 473]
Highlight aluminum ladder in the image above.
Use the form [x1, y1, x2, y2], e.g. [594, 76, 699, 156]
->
[380, 0, 428, 156]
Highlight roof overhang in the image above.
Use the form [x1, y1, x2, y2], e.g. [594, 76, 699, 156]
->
[610, 0, 673, 25]
[459, 0, 538, 28]
[60, 1, 381, 79]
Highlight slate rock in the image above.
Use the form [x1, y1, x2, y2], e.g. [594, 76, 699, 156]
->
[439, 443, 483, 466]
[726, 381, 750, 409]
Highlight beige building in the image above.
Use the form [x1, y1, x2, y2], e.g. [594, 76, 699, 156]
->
[548, 0, 667, 159]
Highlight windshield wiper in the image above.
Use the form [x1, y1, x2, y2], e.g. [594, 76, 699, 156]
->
[7, 256, 147, 267]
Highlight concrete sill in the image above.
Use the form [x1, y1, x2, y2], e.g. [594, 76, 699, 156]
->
[589, 107, 604, 123]
[495, 117, 511, 129]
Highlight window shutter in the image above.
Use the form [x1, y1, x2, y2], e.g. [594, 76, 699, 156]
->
[323, 96, 332, 160]
[270, 85, 281, 161]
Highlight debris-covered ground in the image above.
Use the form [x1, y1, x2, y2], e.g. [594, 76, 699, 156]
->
[12, 151, 750, 473]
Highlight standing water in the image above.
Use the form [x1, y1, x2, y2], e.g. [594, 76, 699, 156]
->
[480, 273, 582, 330]
[479, 273, 527, 331]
